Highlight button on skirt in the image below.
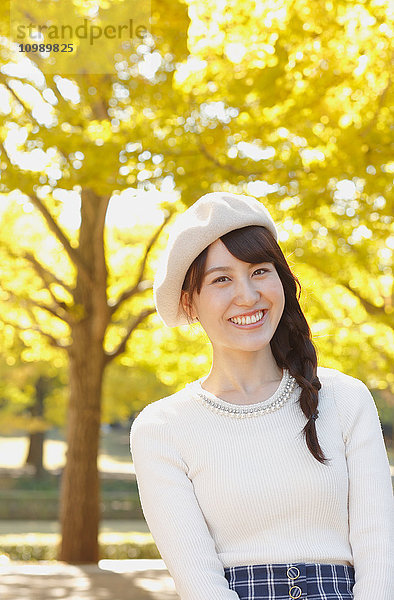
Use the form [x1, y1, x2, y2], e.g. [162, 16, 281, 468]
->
[224, 562, 355, 600]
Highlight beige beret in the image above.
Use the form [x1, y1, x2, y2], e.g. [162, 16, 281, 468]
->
[153, 192, 278, 327]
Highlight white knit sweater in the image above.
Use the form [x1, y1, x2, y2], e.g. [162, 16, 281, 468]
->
[130, 366, 393, 600]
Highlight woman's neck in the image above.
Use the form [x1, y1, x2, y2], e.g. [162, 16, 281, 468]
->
[201, 349, 283, 398]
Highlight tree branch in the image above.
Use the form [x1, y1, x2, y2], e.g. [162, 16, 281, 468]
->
[104, 307, 157, 364]
[24, 251, 74, 299]
[109, 209, 174, 314]
[0, 241, 74, 315]
[87, 74, 111, 120]
[0, 141, 13, 168]
[3, 286, 72, 325]
[197, 140, 262, 177]
[28, 196, 93, 285]
[26, 298, 71, 322]
[305, 255, 388, 319]
[339, 280, 386, 317]
[0, 78, 42, 128]
[1, 318, 69, 349]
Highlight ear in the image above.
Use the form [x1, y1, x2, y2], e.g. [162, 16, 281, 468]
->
[180, 290, 197, 320]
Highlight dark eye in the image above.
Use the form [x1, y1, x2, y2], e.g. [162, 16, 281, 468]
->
[212, 276, 229, 283]
[254, 268, 269, 275]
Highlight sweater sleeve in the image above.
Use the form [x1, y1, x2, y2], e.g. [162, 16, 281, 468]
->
[129, 402, 240, 600]
[334, 375, 394, 600]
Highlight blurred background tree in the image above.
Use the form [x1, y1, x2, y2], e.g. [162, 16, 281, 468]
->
[0, 0, 392, 564]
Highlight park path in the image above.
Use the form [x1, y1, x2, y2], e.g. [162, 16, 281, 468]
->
[0, 559, 178, 600]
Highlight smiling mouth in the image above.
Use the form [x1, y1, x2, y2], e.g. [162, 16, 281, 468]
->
[228, 309, 267, 326]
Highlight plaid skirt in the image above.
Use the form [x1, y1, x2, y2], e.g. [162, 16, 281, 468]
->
[224, 562, 355, 600]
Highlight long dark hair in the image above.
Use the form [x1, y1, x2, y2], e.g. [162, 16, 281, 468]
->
[181, 225, 329, 465]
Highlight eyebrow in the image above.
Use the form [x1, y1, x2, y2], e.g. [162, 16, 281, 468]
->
[204, 263, 268, 276]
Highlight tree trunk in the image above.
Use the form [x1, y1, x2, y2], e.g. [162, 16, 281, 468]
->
[25, 431, 45, 476]
[58, 191, 110, 563]
[25, 375, 47, 478]
[59, 339, 105, 563]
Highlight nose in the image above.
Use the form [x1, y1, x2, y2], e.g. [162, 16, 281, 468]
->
[233, 277, 260, 306]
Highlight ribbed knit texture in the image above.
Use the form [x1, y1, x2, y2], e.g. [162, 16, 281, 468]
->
[130, 366, 394, 600]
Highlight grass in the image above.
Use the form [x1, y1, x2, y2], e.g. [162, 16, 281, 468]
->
[1, 473, 135, 493]
[0, 520, 149, 536]
[0, 520, 151, 547]
[0, 528, 160, 561]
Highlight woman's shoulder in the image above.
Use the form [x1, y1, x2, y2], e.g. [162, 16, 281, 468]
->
[317, 365, 369, 391]
[131, 380, 199, 429]
[317, 366, 377, 429]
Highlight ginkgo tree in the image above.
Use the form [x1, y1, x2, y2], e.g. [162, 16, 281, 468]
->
[0, 0, 192, 563]
[0, 0, 393, 565]
[0, 326, 67, 477]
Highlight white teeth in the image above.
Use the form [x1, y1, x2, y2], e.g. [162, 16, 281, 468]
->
[229, 310, 265, 325]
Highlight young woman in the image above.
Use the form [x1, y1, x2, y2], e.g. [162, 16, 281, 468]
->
[130, 192, 393, 600]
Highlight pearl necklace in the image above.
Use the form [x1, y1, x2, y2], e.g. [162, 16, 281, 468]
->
[193, 369, 298, 418]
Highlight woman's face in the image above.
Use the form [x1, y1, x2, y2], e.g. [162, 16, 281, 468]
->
[181, 239, 285, 354]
